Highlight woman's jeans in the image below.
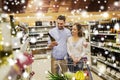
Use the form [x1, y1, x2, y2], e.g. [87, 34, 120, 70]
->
[67, 57, 84, 73]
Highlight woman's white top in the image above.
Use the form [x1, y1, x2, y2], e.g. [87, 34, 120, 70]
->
[67, 37, 86, 58]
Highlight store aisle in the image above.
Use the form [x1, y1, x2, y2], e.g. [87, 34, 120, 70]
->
[31, 54, 103, 80]
[31, 54, 51, 80]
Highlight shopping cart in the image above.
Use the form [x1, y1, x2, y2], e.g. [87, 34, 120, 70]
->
[57, 57, 93, 80]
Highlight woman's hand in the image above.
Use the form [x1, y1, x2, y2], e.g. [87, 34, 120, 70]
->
[73, 57, 80, 66]
[83, 42, 88, 48]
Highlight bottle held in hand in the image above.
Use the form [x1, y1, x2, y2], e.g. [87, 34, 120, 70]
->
[48, 33, 56, 41]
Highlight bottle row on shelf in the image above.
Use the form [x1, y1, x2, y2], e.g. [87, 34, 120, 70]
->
[91, 64, 120, 80]
[90, 18, 120, 34]
[91, 46, 120, 69]
[90, 18, 120, 80]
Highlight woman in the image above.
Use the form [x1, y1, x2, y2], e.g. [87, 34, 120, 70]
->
[67, 23, 87, 72]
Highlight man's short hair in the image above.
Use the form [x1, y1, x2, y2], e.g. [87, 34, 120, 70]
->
[57, 15, 66, 22]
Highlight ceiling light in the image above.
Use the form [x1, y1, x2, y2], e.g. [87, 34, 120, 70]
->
[74, 1, 77, 4]
[100, 6, 104, 10]
[28, 4, 32, 8]
[114, 1, 119, 6]
[3, 5, 8, 10]
[102, 12, 109, 18]
[98, 1, 100, 4]
[66, 7, 69, 10]
[21, 0, 25, 4]
[85, 6, 88, 9]
[55, 0, 57, 2]
[104, 0, 107, 3]
[38, 2, 43, 6]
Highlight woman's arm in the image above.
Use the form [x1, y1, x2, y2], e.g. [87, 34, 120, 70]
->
[67, 38, 74, 59]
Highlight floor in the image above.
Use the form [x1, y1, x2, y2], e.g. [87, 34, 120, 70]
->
[30, 54, 103, 80]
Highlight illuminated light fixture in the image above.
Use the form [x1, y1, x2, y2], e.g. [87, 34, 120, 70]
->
[108, 6, 110, 9]
[55, 0, 57, 2]
[74, 1, 77, 4]
[11, 2, 14, 5]
[36, 12, 43, 17]
[98, 1, 100, 4]
[53, 5, 56, 8]
[16, 11, 19, 13]
[21, 0, 25, 4]
[76, 10, 80, 14]
[3, 5, 8, 10]
[38, 2, 43, 6]
[100, 6, 104, 10]
[23, 6, 26, 8]
[28, 4, 32, 8]
[99, 10, 101, 12]
[104, 0, 107, 3]
[101, 12, 109, 18]
[85, 6, 88, 9]
[71, 10, 75, 15]
[66, 7, 69, 10]
[114, 1, 119, 6]
[81, 10, 88, 18]
[27, 16, 30, 18]
[56, 5, 59, 7]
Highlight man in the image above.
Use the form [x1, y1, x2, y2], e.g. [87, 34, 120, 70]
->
[48, 15, 71, 74]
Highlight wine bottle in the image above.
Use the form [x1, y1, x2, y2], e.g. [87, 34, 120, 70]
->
[48, 33, 55, 41]
[9, 15, 17, 37]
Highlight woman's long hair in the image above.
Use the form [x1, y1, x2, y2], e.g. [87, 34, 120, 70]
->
[73, 23, 83, 37]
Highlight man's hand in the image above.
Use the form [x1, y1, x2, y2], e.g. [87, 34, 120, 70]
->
[48, 41, 58, 49]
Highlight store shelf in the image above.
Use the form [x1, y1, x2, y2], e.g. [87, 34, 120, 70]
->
[98, 59, 120, 71]
[91, 56, 120, 71]
[28, 26, 53, 50]
[90, 32, 116, 36]
[91, 66, 115, 80]
[90, 20, 120, 80]
[29, 26, 54, 28]
[91, 44, 120, 53]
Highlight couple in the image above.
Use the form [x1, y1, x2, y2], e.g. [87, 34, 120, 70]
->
[48, 15, 87, 74]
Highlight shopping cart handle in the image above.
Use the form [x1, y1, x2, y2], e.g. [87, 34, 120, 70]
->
[81, 57, 87, 61]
